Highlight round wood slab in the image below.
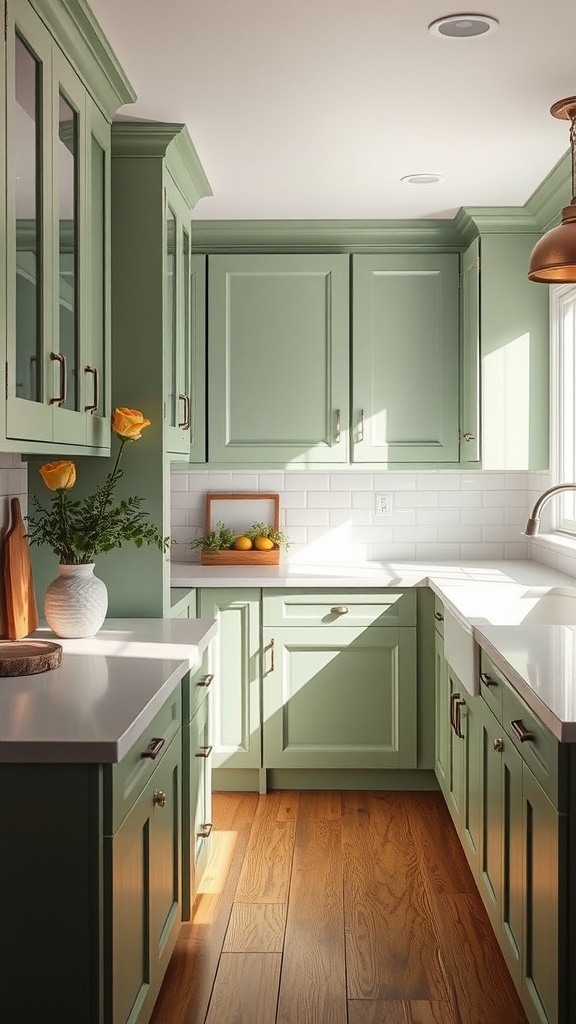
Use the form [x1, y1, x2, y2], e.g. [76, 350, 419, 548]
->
[0, 640, 62, 677]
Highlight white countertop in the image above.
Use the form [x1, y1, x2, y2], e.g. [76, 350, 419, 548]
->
[0, 618, 218, 764]
[172, 558, 576, 742]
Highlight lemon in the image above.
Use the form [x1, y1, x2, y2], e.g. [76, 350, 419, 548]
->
[233, 536, 253, 550]
[254, 536, 274, 551]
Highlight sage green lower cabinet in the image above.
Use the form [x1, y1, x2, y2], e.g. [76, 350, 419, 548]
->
[182, 648, 214, 920]
[434, 637, 481, 877]
[262, 624, 417, 769]
[0, 684, 183, 1024]
[108, 731, 182, 1024]
[198, 588, 262, 772]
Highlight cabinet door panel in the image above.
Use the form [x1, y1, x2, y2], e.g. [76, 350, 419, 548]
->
[109, 734, 181, 1024]
[199, 588, 261, 769]
[522, 767, 560, 1024]
[460, 237, 480, 463]
[208, 254, 349, 464]
[262, 625, 416, 769]
[434, 629, 450, 795]
[352, 254, 459, 464]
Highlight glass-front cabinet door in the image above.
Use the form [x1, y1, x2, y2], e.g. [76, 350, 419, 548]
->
[4, 0, 111, 452]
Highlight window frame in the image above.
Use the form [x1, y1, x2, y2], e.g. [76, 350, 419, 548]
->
[550, 283, 576, 534]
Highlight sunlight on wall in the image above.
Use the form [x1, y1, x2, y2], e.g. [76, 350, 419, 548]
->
[482, 333, 530, 469]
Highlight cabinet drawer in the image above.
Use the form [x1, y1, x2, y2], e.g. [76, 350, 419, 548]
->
[433, 594, 444, 637]
[478, 649, 505, 721]
[262, 588, 417, 627]
[502, 682, 563, 808]
[107, 686, 182, 834]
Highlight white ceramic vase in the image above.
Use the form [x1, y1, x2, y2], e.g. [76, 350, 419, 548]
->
[45, 563, 108, 639]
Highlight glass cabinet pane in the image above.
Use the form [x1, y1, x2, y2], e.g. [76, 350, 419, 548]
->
[89, 132, 106, 415]
[14, 34, 41, 403]
[165, 203, 177, 427]
[181, 226, 191, 427]
[57, 91, 79, 411]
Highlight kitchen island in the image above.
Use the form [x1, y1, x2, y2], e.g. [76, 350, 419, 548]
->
[0, 617, 217, 1024]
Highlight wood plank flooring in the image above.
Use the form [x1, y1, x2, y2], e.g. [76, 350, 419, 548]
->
[150, 790, 529, 1024]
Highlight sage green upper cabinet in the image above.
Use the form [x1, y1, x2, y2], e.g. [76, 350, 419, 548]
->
[460, 232, 549, 470]
[111, 122, 211, 461]
[207, 254, 350, 465]
[3, 0, 135, 454]
[352, 254, 460, 464]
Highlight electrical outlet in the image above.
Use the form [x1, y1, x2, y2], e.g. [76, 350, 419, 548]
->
[375, 492, 393, 516]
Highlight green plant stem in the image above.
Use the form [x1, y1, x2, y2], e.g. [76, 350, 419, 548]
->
[88, 436, 129, 551]
[58, 489, 72, 563]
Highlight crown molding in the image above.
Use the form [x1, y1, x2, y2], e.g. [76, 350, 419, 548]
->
[30, 0, 136, 119]
[190, 218, 465, 253]
[524, 151, 572, 232]
[111, 121, 212, 210]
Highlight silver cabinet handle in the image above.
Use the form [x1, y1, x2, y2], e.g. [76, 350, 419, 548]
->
[331, 605, 349, 615]
[334, 408, 341, 444]
[268, 637, 275, 673]
[141, 737, 165, 760]
[84, 365, 99, 413]
[153, 790, 166, 808]
[178, 393, 190, 429]
[50, 351, 67, 405]
[197, 673, 214, 688]
[493, 738, 504, 752]
[510, 719, 535, 743]
[357, 409, 365, 443]
[450, 693, 465, 738]
[197, 822, 213, 839]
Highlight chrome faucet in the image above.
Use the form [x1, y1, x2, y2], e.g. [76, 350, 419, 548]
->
[525, 483, 576, 536]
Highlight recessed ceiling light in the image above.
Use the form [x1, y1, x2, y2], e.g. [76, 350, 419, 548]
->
[428, 13, 499, 38]
[401, 173, 445, 185]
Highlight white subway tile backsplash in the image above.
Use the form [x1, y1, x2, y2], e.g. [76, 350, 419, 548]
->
[170, 467, 540, 566]
[307, 490, 351, 508]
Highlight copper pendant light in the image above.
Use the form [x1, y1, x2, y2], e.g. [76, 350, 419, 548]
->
[528, 97, 576, 283]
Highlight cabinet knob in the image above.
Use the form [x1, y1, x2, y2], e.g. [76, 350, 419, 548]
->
[434, 611, 444, 622]
[197, 822, 213, 839]
[493, 738, 504, 752]
[331, 605, 349, 615]
[153, 789, 166, 808]
[462, 432, 476, 442]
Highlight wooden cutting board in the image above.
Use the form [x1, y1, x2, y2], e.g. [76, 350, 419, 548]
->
[3, 497, 40, 640]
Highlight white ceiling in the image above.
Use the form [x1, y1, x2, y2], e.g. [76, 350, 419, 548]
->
[87, 0, 576, 222]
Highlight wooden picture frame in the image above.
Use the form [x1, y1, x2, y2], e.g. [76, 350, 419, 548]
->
[201, 492, 281, 565]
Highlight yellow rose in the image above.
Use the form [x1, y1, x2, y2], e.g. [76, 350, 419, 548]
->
[39, 460, 76, 491]
[111, 407, 151, 440]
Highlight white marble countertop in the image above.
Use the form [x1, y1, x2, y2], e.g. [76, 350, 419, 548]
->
[0, 618, 218, 764]
[172, 558, 576, 742]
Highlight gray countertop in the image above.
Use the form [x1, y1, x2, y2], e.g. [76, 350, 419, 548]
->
[0, 618, 218, 763]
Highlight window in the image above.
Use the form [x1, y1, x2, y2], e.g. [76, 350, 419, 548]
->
[551, 284, 576, 533]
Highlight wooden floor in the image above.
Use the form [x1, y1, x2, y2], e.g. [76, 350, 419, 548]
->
[150, 790, 529, 1024]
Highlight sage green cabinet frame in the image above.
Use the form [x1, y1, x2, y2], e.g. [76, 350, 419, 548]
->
[3, 0, 133, 454]
[460, 233, 550, 470]
[207, 254, 350, 465]
[352, 253, 460, 464]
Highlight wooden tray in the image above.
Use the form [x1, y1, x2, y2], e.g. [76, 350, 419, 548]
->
[0, 640, 62, 677]
[201, 548, 280, 566]
[201, 492, 281, 566]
